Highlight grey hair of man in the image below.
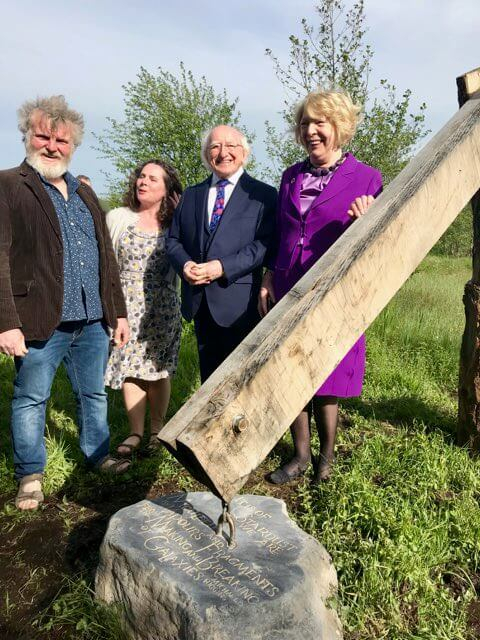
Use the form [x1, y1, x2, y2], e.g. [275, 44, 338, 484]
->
[17, 95, 85, 148]
[200, 125, 251, 172]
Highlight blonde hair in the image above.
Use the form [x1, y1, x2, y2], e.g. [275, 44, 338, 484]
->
[294, 90, 361, 149]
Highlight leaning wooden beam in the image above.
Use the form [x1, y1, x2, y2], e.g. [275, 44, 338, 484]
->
[457, 66, 480, 107]
[457, 66, 480, 449]
[161, 91, 480, 503]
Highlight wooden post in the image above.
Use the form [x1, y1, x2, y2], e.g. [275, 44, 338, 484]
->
[457, 67, 480, 449]
[161, 84, 480, 503]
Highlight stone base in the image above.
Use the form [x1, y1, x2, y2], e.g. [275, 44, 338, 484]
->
[95, 492, 342, 640]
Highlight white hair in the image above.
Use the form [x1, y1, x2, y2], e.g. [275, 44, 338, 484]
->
[200, 125, 251, 171]
[17, 95, 84, 147]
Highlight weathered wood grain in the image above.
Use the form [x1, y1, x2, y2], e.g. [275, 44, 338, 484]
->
[161, 94, 480, 503]
[457, 66, 480, 449]
[457, 66, 480, 107]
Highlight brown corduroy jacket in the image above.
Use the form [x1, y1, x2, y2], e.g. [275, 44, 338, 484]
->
[0, 161, 127, 340]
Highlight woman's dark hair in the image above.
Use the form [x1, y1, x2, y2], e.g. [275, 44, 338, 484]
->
[122, 159, 183, 228]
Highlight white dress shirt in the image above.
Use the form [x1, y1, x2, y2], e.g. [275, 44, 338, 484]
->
[207, 167, 244, 225]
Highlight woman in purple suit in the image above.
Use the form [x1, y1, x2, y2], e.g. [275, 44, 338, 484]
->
[259, 90, 382, 486]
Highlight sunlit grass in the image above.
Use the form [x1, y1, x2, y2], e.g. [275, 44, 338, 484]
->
[293, 255, 479, 639]
[1, 254, 479, 639]
[34, 577, 129, 640]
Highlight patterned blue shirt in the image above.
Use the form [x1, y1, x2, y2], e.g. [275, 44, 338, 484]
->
[39, 171, 103, 322]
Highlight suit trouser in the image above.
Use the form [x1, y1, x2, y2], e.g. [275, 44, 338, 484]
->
[193, 296, 257, 383]
[11, 319, 110, 479]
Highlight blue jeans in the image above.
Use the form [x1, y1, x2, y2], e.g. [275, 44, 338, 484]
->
[11, 320, 110, 479]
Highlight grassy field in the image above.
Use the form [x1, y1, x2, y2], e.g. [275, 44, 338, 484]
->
[1, 254, 480, 640]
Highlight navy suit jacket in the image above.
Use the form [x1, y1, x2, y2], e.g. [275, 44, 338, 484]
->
[166, 171, 277, 327]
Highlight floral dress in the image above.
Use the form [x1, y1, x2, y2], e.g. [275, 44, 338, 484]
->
[105, 225, 181, 390]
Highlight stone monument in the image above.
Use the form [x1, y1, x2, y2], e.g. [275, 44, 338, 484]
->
[96, 492, 342, 640]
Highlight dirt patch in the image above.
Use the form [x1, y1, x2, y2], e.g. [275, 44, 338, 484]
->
[0, 476, 189, 640]
[467, 599, 480, 639]
[399, 598, 419, 632]
[0, 497, 70, 640]
[371, 473, 385, 486]
[441, 567, 473, 599]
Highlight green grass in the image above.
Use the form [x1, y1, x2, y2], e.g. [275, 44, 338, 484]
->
[34, 578, 129, 640]
[430, 205, 472, 258]
[291, 255, 479, 639]
[0, 320, 199, 498]
[297, 428, 480, 639]
[354, 256, 469, 434]
[2, 254, 480, 639]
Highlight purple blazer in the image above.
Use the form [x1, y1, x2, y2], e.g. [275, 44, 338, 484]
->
[272, 153, 382, 397]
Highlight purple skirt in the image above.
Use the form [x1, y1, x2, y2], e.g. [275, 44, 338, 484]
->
[273, 266, 365, 398]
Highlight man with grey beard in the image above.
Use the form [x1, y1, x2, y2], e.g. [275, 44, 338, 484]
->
[0, 96, 131, 511]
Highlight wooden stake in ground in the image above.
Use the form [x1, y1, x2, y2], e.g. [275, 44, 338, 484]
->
[457, 66, 480, 450]
[161, 77, 480, 503]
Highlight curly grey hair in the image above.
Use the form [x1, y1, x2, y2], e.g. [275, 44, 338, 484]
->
[200, 125, 250, 172]
[17, 95, 85, 147]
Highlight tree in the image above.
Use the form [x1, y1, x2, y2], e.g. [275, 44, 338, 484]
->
[95, 63, 250, 201]
[263, 0, 428, 184]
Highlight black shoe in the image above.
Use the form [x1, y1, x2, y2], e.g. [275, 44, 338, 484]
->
[268, 460, 310, 485]
[311, 454, 335, 486]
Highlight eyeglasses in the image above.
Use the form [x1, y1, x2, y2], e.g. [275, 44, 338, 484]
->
[208, 142, 243, 153]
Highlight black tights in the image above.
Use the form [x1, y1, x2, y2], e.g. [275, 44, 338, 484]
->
[282, 395, 338, 474]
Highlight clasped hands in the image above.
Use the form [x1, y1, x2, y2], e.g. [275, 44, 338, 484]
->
[258, 270, 275, 318]
[183, 260, 223, 285]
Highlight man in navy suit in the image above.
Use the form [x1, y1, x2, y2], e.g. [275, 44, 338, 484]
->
[167, 125, 277, 382]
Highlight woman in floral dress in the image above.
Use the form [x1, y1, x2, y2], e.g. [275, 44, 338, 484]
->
[105, 159, 182, 455]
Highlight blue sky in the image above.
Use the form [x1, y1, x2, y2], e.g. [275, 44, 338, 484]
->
[1, 0, 478, 193]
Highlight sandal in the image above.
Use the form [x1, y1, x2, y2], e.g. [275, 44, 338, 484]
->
[116, 433, 142, 458]
[15, 473, 44, 511]
[268, 459, 310, 485]
[96, 456, 131, 475]
[145, 432, 163, 453]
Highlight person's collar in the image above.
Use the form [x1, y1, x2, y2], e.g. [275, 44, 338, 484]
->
[211, 166, 244, 187]
[64, 171, 79, 191]
[304, 152, 347, 177]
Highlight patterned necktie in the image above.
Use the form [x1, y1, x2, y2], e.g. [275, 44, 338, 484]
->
[209, 179, 229, 232]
